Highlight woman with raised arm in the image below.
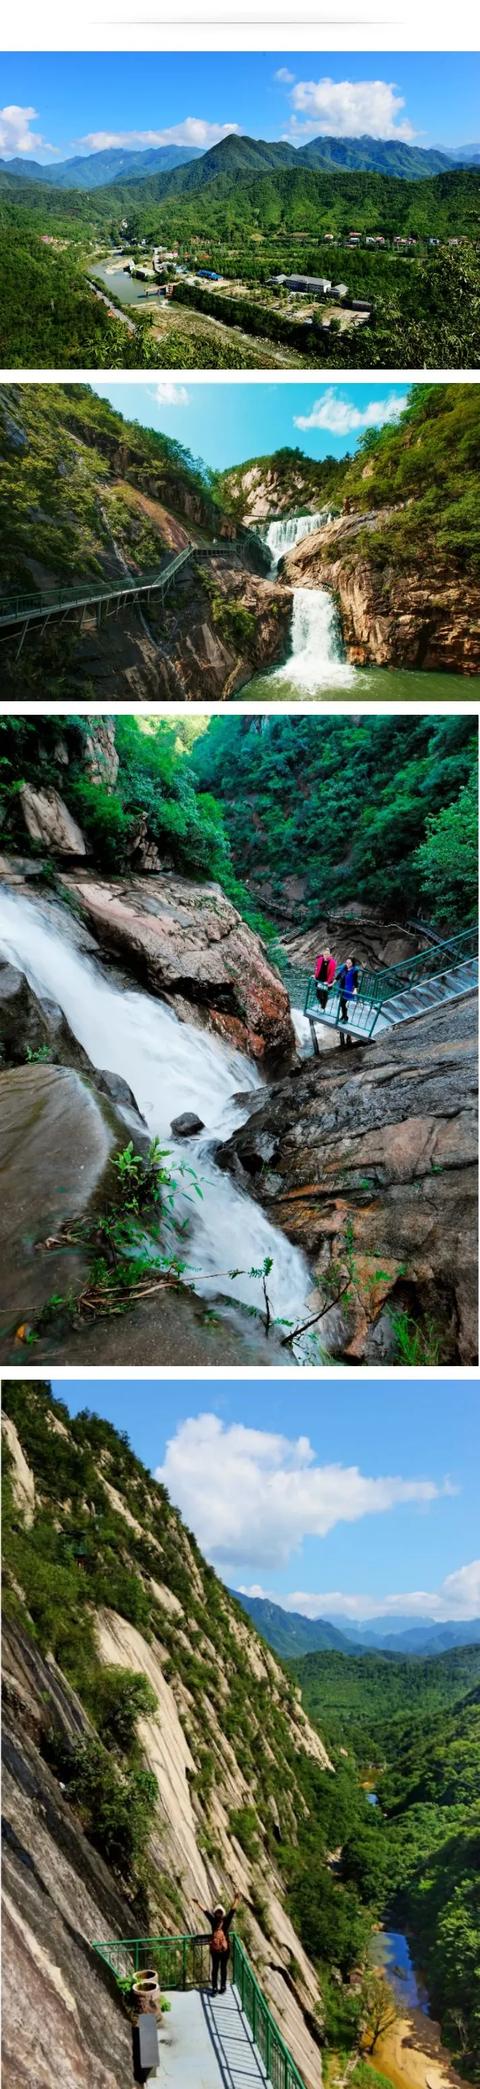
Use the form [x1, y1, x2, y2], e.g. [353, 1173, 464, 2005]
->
[194, 1893, 241, 1996]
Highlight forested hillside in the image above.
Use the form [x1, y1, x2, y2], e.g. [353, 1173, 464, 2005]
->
[190, 714, 478, 927]
[1, 154, 479, 367]
[292, 1644, 480, 2079]
[1, 713, 477, 936]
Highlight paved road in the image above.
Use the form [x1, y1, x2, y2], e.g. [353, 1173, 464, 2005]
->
[155, 1985, 270, 2087]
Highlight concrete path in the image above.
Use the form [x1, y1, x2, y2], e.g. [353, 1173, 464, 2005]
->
[155, 1985, 270, 2087]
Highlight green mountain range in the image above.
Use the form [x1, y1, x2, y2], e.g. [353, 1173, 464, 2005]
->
[0, 128, 476, 194]
[231, 1592, 358, 1658]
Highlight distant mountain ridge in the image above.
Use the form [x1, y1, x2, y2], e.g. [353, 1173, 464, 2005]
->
[0, 143, 203, 189]
[231, 1592, 360, 1658]
[1, 128, 478, 194]
[232, 1591, 480, 1661]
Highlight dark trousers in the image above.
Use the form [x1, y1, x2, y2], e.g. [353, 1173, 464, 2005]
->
[316, 984, 328, 1009]
[340, 993, 349, 1023]
[211, 1951, 228, 1994]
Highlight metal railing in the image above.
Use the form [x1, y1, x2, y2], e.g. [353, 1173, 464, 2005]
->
[0, 547, 194, 633]
[231, 1933, 306, 2089]
[351, 927, 478, 1007]
[303, 927, 478, 1038]
[92, 1929, 308, 2088]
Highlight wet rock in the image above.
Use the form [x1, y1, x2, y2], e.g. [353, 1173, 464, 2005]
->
[217, 997, 478, 1363]
[0, 1063, 124, 1355]
[171, 1111, 205, 1137]
[19, 784, 88, 855]
[0, 960, 92, 1075]
[59, 871, 295, 1066]
[284, 514, 480, 675]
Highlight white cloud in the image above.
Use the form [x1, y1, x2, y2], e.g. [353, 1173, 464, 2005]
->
[294, 387, 409, 436]
[275, 69, 296, 85]
[155, 1415, 452, 1571]
[287, 75, 415, 142]
[240, 1562, 479, 1625]
[0, 103, 57, 159]
[80, 119, 239, 154]
[151, 383, 190, 407]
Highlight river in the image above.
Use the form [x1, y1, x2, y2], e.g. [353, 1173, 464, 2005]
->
[242, 513, 479, 704]
[91, 257, 162, 306]
[0, 888, 317, 1353]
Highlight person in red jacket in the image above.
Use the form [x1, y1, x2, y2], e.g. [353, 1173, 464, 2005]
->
[315, 946, 336, 1010]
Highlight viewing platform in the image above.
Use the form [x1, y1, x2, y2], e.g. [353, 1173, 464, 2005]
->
[93, 1931, 308, 2089]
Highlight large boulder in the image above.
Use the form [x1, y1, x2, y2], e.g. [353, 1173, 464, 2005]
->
[20, 785, 87, 855]
[0, 1064, 122, 1354]
[0, 959, 92, 1074]
[59, 873, 295, 1065]
[217, 997, 478, 1363]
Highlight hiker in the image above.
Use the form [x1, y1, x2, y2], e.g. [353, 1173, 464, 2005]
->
[336, 956, 359, 1044]
[194, 1894, 241, 1995]
[314, 945, 336, 1010]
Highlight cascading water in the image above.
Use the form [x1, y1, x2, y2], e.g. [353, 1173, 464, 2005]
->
[263, 510, 331, 570]
[0, 889, 314, 1341]
[275, 586, 356, 693]
[256, 510, 356, 696]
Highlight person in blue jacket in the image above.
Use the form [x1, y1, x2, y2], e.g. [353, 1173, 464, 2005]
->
[336, 956, 359, 1043]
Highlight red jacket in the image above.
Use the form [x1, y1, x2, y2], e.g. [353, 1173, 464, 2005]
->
[315, 953, 336, 985]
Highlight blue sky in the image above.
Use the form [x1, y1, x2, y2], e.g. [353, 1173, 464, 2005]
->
[94, 380, 412, 474]
[1, 54, 479, 162]
[52, 1380, 480, 1625]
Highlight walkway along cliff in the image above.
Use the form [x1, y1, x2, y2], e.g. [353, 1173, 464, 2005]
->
[1, 1381, 332, 2089]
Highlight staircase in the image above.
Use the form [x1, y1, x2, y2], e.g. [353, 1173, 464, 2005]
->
[93, 1931, 307, 2089]
[301, 929, 478, 1046]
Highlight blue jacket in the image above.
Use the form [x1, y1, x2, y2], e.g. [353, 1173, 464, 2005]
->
[338, 963, 358, 1000]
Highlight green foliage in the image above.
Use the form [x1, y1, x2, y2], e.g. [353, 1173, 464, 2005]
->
[60, 1733, 158, 1877]
[190, 714, 478, 927]
[414, 766, 478, 921]
[229, 1805, 261, 1859]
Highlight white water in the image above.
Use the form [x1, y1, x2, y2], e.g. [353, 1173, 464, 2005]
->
[0, 889, 314, 1336]
[275, 585, 356, 693]
[263, 510, 331, 570]
[260, 511, 357, 695]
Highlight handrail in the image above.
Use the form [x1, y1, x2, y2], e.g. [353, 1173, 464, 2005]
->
[0, 548, 194, 628]
[92, 1929, 308, 2088]
[0, 536, 253, 632]
[231, 1932, 307, 2089]
[304, 928, 478, 1021]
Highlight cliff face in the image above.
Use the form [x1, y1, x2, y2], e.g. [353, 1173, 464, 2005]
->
[218, 455, 341, 523]
[2, 1387, 332, 2089]
[57, 870, 295, 1065]
[283, 513, 480, 675]
[217, 997, 478, 1364]
[0, 384, 290, 701]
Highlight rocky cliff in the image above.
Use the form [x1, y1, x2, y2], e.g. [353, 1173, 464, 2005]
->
[217, 448, 345, 523]
[217, 996, 478, 1364]
[0, 383, 290, 701]
[283, 509, 480, 676]
[2, 1382, 332, 2089]
[57, 870, 294, 1064]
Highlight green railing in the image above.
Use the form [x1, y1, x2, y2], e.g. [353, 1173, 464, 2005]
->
[92, 1930, 308, 2088]
[351, 927, 478, 1007]
[92, 1930, 211, 1993]
[304, 927, 478, 1037]
[232, 1932, 306, 2089]
[0, 548, 193, 630]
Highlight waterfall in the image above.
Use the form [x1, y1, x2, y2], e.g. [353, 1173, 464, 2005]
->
[263, 510, 330, 569]
[275, 586, 356, 694]
[0, 889, 314, 1340]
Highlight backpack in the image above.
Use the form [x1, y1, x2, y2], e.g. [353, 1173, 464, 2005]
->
[211, 1924, 228, 1954]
